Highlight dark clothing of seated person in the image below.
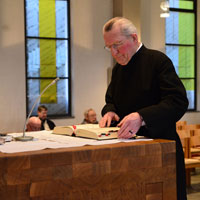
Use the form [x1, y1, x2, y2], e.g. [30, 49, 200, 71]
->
[40, 118, 55, 130]
[38, 105, 56, 130]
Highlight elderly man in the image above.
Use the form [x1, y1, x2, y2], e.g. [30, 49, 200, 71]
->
[99, 17, 188, 200]
[81, 108, 98, 124]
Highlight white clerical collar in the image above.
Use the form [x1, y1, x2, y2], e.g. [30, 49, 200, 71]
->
[136, 43, 143, 53]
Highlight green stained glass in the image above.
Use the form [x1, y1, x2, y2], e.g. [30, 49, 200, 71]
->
[169, 0, 193, 9]
[179, 0, 193, 9]
[166, 0, 196, 110]
[39, 0, 56, 38]
[178, 46, 194, 78]
[181, 79, 194, 91]
[179, 12, 194, 45]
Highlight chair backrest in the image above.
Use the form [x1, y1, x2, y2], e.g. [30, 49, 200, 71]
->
[192, 129, 200, 136]
[177, 129, 191, 158]
[176, 121, 187, 130]
[176, 121, 187, 126]
[181, 124, 200, 130]
[190, 135, 200, 148]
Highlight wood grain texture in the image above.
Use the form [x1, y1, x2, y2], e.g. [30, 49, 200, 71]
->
[0, 139, 177, 200]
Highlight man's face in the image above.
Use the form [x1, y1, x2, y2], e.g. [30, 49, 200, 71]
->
[103, 25, 138, 66]
[87, 110, 97, 123]
[38, 109, 48, 120]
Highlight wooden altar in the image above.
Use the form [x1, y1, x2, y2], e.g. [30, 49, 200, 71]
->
[0, 139, 176, 200]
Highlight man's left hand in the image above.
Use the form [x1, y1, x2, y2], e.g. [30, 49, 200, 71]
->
[117, 112, 142, 139]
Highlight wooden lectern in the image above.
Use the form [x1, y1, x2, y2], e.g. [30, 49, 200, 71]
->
[0, 139, 176, 200]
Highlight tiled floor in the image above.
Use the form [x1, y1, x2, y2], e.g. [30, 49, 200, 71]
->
[187, 168, 200, 200]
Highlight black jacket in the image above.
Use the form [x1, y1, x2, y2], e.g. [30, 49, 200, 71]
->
[40, 119, 56, 130]
[102, 45, 188, 200]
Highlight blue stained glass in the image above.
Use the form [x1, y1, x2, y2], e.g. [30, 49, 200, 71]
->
[169, 0, 179, 8]
[27, 39, 40, 77]
[27, 79, 69, 115]
[186, 90, 194, 109]
[166, 46, 179, 74]
[26, 0, 39, 37]
[26, 0, 68, 39]
[166, 12, 179, 44]
[27, 39, 69, 78]
[56, 40, 69, 77]
[56, 0, 68, 38]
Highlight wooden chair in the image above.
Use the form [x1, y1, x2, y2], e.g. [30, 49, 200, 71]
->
[190, 135, 200, 158]
[181, 124, 200, 130]
[176, 121, 187, 130]
[192, 129, 200, 136]
[179, 126, 200, 157]
[177, 129, 191, 158]
[177, 129, 200, 186]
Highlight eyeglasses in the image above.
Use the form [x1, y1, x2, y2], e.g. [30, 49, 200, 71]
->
[104, 40, 125, 51]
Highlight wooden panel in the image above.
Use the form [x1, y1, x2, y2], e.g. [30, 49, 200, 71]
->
[0, 139, 177, 200]
[146, 182, 163, 200]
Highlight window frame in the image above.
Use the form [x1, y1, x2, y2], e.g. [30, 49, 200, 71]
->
[24, 0, 72, 118]
[165, 0, 197, 111]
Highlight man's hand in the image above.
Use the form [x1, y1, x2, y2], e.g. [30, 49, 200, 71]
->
[99, 112, 120, 127]
[117, 112, 142, 139]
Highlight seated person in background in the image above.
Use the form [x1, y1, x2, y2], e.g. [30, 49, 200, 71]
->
[26, 116, 41, 131]
[26, 105, 56, 131]
[81, 108, 98, 124]
[37, 105, 56, 130]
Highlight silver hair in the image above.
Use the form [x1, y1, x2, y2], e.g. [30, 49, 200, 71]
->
[84, 108, 95, 118]
[103, 17, 138, 37]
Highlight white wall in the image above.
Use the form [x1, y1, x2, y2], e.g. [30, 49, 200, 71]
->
[0, 0, 26, 133]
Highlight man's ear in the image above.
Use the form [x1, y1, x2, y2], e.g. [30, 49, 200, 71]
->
[131, 33, 138, 42]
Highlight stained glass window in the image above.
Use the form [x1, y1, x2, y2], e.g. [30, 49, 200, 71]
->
[165, 0, 196, 110]
[25, 0, 71, 116]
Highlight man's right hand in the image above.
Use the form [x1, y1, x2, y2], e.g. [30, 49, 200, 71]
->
[99, 112, 120, 127]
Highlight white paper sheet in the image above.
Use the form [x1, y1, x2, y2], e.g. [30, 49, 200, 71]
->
[0, 131, 152, 153]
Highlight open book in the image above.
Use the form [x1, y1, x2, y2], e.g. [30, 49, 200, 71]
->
[52, 124, 120, 140]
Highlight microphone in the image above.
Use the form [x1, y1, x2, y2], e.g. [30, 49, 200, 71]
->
[15, 77, 60, 141]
